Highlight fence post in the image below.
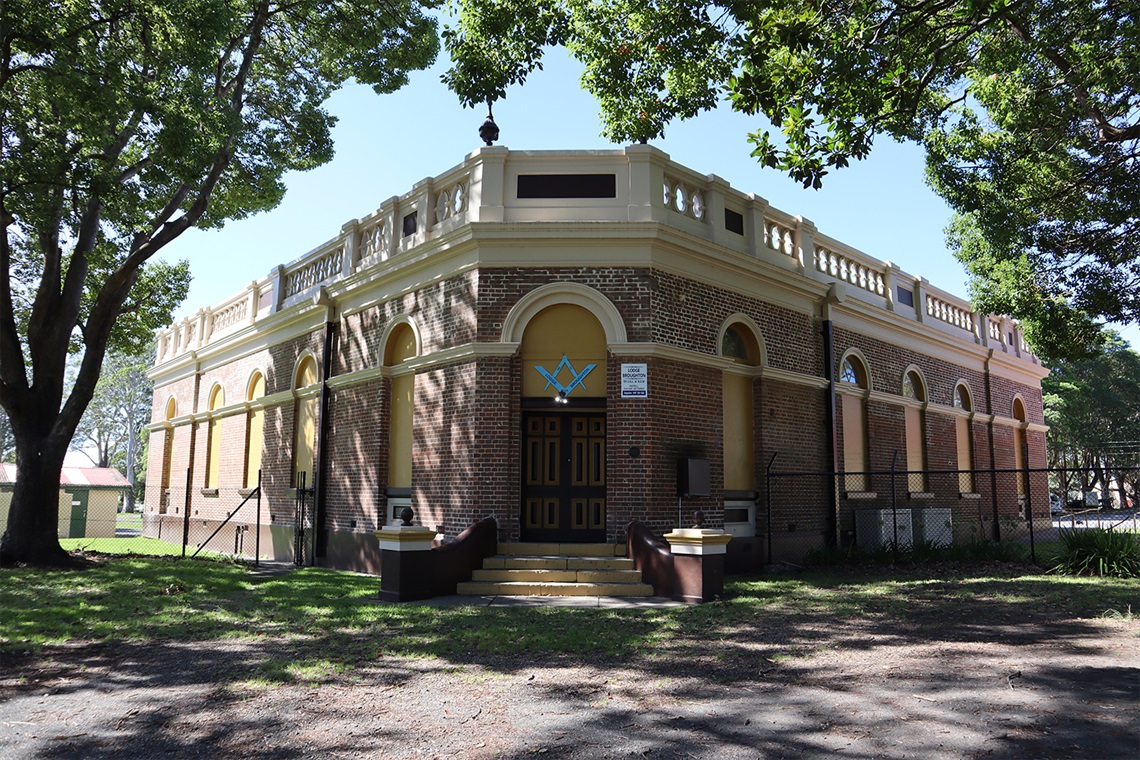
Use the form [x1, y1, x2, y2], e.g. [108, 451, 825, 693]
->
[1024, 442, 1036, 563]
[255, 469, 262, 568]
[890, 452, 899, 564]
[765, 453, 777, 565]
[181, 467, 192, 558]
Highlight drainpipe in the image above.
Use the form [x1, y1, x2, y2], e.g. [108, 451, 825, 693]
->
[822, 284, 842, 548]
[313, 289, 338, 562]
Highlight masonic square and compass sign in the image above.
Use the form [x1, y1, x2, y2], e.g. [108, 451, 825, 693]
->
[535, 355, 597, 397]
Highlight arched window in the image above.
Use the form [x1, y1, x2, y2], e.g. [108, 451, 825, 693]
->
[954, 384, 972, 410]
[954, 382, 975, 493]
[384, 323, 418, 495]
[839, 352, 870, 492]
[244, 372, 266, 489]
[840, 356, 865, 386]
[902, 367, 927, 492]
[721, 323, 761, 365]
[293, 356, 318, 488]
[205, 385, 224, 488]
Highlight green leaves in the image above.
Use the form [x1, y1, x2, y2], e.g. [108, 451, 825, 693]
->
[1, 0, 440, 560]
[1, 0, 439, 380]
[443, 0, 732, 143]
[445, 1, 1139, 354]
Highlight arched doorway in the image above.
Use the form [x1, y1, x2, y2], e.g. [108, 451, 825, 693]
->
[383, 321, 418, 523]
[1013, 396, 1029, 510]
[720, 320, 763, 536]
[519, 303, 608, 542]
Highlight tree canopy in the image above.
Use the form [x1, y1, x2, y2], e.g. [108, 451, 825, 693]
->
[1043, 333, 1140, 504]
[443, 0, 1139, 360]
[1, 0, 439, 564]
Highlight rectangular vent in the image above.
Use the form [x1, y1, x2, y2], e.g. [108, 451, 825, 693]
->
[724, 208, 745, 235]
[402, 211, 418, 237]
[896, 286, 914, 307]
[517, 174, 617, 199]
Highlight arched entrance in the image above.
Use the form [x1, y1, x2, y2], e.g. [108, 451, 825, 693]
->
[519, 303, 608, 542]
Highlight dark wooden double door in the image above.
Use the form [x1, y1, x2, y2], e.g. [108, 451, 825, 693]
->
[521, 412, 606, 542]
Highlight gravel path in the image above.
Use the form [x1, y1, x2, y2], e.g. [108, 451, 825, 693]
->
[2, 605, 1136, 759]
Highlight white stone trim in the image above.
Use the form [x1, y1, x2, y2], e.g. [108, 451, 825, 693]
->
[717, 313, 768, 367]
[501, 281, 628, 344]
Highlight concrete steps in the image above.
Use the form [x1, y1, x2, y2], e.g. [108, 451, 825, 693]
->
[456, 542, 653, 597]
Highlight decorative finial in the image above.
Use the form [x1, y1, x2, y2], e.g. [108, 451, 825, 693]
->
[692, 510, 705, 528]
[399, 506, 414, 526]
[479, 101, 499, 146]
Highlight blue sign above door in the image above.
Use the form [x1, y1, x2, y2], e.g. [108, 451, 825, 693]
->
[535, 355, 597, 397]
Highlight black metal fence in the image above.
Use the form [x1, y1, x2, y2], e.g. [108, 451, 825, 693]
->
[761, 460, 1139, 565]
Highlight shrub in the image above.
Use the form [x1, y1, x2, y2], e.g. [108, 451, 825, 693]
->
[1050, 528, 1140, 578]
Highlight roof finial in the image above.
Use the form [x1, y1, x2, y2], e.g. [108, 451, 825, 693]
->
[478, 101, 499, 146]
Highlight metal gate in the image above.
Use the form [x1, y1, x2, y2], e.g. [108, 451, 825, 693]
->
[294, 472, 315, 566]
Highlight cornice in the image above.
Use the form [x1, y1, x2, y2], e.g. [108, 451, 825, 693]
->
[831, 295, 1048, 384]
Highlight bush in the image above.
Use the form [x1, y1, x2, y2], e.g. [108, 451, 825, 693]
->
[1050, 528, 1140, 578]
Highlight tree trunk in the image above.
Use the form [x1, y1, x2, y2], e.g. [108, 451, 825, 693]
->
[0, 433, 72, 566]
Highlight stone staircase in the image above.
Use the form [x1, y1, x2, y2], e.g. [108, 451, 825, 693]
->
[456, 543, 654, 597]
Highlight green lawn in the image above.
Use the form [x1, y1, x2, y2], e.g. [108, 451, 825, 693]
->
[2, 553, 1135, 687]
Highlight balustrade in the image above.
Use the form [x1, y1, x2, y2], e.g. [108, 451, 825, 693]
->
[150, 147, 1037, 366]
[209, 297, 250, 335]
[814, 246, 885, 296]
[283, 246, 342, 300]
[434, 177, 469, 225]
[925, 293, 975, 333]
[663, 177, 706, 222]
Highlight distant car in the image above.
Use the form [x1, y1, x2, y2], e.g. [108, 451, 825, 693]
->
[1049, 494, 1064, 514]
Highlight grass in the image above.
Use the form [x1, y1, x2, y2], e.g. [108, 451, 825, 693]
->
[59, 536, 202, 556]
[3, 553, 1137, 685]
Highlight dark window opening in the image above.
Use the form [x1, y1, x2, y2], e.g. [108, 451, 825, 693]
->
[724, 208, 744, 235]
[896, 287, 914, 307]
[402, 212, 418, 237]
[517, 174, 616, 199]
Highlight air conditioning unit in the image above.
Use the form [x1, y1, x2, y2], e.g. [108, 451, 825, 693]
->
[913, 508, 952, 547]
[724, 499, 756, 537]
[855, 508, 913, 550]
[387, 496, 412, 525]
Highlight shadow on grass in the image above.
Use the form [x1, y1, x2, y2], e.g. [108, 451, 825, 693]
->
[2, 558, 1137, 759]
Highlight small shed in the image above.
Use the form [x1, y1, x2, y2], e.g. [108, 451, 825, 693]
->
[0, 465, 131, 539]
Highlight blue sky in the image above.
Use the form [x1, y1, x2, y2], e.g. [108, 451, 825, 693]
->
[161, 46, 1138, 351]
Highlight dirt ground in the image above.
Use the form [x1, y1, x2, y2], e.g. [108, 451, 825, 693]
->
[1, 589, 1137, 758]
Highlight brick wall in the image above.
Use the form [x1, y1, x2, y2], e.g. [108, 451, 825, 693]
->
[323, 378, 385, 533]
[148, 259, 1047, 570]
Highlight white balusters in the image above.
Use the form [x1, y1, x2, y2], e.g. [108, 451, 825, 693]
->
[664, 177, 706, 221]
[284, 247, 342, 299]
[814, 246, 885, 296]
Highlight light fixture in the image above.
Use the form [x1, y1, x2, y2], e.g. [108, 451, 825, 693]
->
[554, 390, 569, 405]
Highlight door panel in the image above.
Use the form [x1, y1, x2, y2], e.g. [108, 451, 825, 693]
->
[521, 412, 606, 541]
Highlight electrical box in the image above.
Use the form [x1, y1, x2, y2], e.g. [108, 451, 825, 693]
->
[677, 458, 711, 497]
[913, 508, 952, 547]
[855, 508, 913, 550]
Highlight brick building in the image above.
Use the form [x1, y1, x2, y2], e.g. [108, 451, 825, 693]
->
[145, 146, 1049, 572]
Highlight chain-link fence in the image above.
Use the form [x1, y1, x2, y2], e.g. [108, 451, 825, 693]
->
[141, 470, 266, 564]
[761, 462, 1140, 565]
